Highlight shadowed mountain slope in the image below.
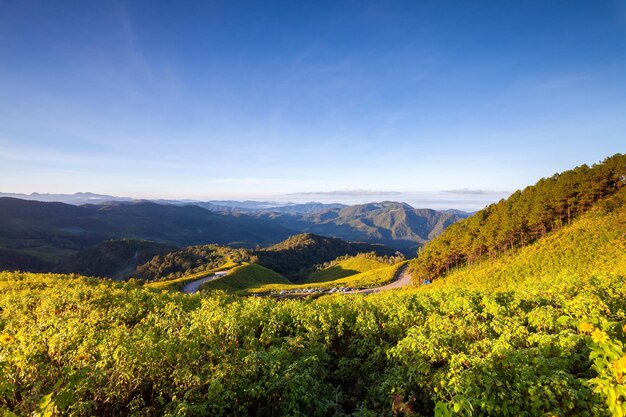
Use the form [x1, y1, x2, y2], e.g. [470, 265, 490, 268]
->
[0, 198, 293, 272]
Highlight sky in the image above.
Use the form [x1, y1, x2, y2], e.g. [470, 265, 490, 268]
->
[0, 0, 625, 208]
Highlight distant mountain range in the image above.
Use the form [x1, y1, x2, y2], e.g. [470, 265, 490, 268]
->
[249, 201, 470, 252]
[0, 192, 349, 214]
[0, 192, 134, 205]
[0, 197, 294, 272]
[0, 194, 470, 275]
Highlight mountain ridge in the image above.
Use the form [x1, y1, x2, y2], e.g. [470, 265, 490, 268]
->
[253, 201, 469, 252]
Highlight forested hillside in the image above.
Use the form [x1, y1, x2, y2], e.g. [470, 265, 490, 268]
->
[54, 240, 174, 280]
[410, 153, 626, 281]
[0, 197, 463, 277]
[133, 244, 251, 281]
[426, 189, 626, 291]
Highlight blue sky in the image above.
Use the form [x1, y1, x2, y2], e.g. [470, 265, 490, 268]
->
[0, 1, 625, 207]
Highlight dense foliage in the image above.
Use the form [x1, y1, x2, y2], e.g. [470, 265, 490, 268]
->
[410, 153, 626, 281]
[1, 267, 624, 416]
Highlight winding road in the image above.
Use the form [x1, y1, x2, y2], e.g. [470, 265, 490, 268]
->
[182, 265, 413, 295]
[182, 272, 227, 294]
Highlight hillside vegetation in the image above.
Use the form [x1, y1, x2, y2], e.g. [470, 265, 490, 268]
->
[426, 191, 626, 291]
[239, 261, 407, 294]
[169, 252, 407, 295]
[132, 234, 397, 284]
[1, 258, 624, 416]
[410, 153, 626, 281]
[306, 253, 395, 283]
[199, 263, 291, 292]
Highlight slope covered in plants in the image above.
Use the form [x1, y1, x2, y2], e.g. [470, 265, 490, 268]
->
[425, 189, 626, 291]
[306, 252, 403, 283]
[1, 266, 624, 416]
[410, 153, 626, 282]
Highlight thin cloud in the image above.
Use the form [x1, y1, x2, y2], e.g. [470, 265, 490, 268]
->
[443, 188, 506, 195]
[287, 190, 403, 196]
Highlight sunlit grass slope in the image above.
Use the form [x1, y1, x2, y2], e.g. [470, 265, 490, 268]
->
[425, 198, 626, 292]
[199, 263, 290, 293]
[248, 261, 407, 294]
[306, 254, 390, 283]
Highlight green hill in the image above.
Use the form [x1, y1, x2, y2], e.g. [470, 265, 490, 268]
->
[253, 233, 396, 278]
[126, 234, 398, 284]
[246, 261, 406, 293]
[306, 253, 395, 283]
[199, 263, 290, 292]
[183, 252, 406, 294]
[410, 153, 626, 282]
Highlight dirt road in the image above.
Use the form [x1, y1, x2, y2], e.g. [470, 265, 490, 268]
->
[347, 264, 413, 294]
